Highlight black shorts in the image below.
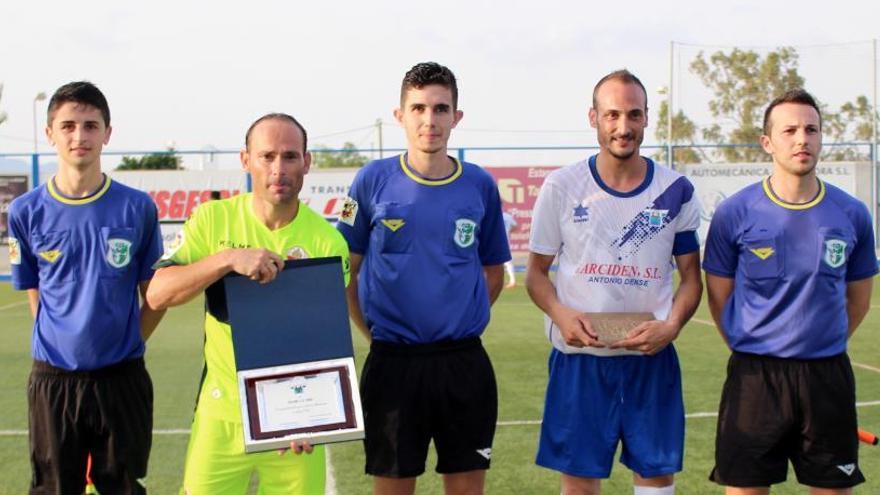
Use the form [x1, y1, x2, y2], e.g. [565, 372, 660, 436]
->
[28, 358, 153, 495]
[710, 352, 864, 488]
[361, 337, 497, 477]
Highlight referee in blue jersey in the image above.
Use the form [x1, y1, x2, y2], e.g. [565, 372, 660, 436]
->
[704, 89, 876, 493]
[8, 82, 165, 494]
[337, 62, 510, 495]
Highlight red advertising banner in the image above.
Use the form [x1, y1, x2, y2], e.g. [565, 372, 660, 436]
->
[485, 166, 559, 253]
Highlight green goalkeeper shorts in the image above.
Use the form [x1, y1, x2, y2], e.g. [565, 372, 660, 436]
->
[181, 413, 326, 495]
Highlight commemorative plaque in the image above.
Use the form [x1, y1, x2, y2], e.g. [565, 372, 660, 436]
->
[584, 312, 654, 346]
[224, 257, 364, 453]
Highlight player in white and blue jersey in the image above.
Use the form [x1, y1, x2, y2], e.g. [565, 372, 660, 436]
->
[704, 89, 876, 492]
[8, 81, 165, 494]
[337, 62, 510, 495]
[526, 70, 703, 495]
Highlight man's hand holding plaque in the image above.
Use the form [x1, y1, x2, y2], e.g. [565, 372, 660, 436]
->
[582, 313, 656, 349]
[553, 305, 601, 348]
[581, 312, 680, 355]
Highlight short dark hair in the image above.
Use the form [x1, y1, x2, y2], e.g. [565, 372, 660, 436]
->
[592, 69, 648, 110]
[47, 81, 110, 127]
[244, 113, 308, 153]
[762, 89, 822, 135]
[400, 62, 459, 109]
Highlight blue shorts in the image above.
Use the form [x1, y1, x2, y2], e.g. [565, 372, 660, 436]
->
[536, 346, 684, 478]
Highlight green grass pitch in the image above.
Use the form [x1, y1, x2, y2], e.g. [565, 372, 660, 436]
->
[0, 276, 878, 494]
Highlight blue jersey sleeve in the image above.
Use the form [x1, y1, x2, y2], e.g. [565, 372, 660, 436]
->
[845, 203, 878, 282]
[702, 201, 738, 278]
[477, 176, 512, 266]
[336, 167, 372, 255]
[138, 200, 163, 281]
[8, 199, 39, 290]
[672, 178, 700, 256]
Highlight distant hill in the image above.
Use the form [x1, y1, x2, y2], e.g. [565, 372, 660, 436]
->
[0, 157, 56, 176]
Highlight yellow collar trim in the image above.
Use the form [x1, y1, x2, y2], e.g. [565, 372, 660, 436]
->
[399, 154, 462, 186]
[762, 177, 824, 210]
[48, 175, 112, 205]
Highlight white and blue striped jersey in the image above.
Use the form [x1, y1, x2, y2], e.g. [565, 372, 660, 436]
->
[530, 155, 700, 356]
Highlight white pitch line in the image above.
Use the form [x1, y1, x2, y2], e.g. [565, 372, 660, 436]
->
[689, 317, 715, 327]
[2, 400, 880, 437]
[151, 429, 191, 435]
[497, 420, 541, 426]
[496, 412, 720, 425]
[0, 300, 29, 311]
[688, 318, 880, 374]
[325, 446, 338, 495]
[853, 362, 880, 374]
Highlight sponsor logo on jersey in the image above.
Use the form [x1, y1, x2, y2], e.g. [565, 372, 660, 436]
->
[836, 463, 856, 476]
[573, 204, 589, 223]
[749, 247, 775, 260]
[476, 447, 492, 460]
[218, 240, 251, 249]
[107, 238, 133, 268]
[381, 219, 406, 232]
[645, 208, 668, 227]
[287, 246, 309, 260]
[824, 239, 847, 268]
[454, 218, 477, 248]
[8, 237, 21, 265]
[339, 197, 358, 226]
[38, 250, 62, 263]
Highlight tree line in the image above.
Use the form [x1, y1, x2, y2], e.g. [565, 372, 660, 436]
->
[654, 47, 877, 164]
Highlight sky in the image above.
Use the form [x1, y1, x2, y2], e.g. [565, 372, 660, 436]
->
[1, 0, 878, 168]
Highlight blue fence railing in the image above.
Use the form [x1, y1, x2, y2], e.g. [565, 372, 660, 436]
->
[1, 141, 875, 192]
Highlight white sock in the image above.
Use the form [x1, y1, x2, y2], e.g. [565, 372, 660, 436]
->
[633, 484, 674, 495]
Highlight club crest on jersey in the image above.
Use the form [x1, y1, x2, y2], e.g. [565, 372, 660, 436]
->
[454, 218, 477, 248]
[573, 204, 589, 223]
[644, 209, 668, 227]
[287, 246, 309, 260]
[339, 197, 358, 226]
[107, 238, 132, 268]
[8, 237, 21, 265]
[824, 239, 847, 268]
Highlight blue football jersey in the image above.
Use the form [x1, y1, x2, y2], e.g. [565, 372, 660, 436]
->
[9, 176, 163, 370]
[337, 154, 511, 344]
[703, 178, 877, 358]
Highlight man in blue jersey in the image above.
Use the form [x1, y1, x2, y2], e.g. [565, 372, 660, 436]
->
[8, 81, 165, 494]
[526, 70, 703, 495]
[703, 89, 876, 493]
[337, 62, 511, 495]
